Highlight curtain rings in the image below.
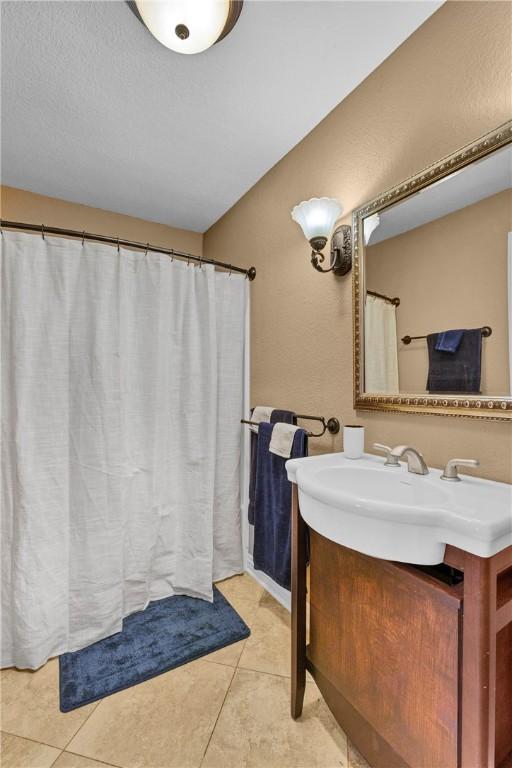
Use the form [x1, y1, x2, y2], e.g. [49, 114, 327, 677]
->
[229, 264, 232, 277]
[117, 237, 120, 254]
[41, 224, 45, 240]
[198, 254, 203, 270]
[82, 231, 86, 246]
[144, 243, 149, 256]
[170, 249, 175, 262]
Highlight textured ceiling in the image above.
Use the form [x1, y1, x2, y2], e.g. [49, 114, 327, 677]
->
[1, 1, 442, 232]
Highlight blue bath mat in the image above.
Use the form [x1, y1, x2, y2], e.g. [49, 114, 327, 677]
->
[59, 586, 250, 712]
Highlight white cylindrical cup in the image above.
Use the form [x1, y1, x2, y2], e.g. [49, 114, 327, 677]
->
[343, 425, 364, 459]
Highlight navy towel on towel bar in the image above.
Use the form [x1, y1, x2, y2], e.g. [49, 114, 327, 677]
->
[434, 329, 464, 353]
[248, 410, 296, 525]
[427, 328, 482, 393]
[253, 422, 308, 591]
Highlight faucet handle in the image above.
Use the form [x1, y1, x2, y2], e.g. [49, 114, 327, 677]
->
[372, 443, 401, 467]
[441, 458, 480, 482]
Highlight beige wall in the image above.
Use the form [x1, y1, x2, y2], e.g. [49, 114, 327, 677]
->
[0, 186, 203, 256]
[366, 189, 511, 395]
[204, 2, 512, 483]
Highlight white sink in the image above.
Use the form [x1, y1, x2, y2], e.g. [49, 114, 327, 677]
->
[286, 452, 512, 564]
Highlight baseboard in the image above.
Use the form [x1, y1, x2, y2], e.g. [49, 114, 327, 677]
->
[246, 554, 291, 612]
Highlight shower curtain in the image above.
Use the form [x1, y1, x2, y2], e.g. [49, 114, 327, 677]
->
[364, 294, 399, 393]
[1, 231, 248, 670]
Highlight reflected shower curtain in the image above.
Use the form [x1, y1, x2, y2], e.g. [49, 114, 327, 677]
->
[364, 294, 399, 393]
[1, 231, 247, 669]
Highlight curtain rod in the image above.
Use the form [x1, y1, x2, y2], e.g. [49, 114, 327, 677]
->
[367, 289, 400, 307]
[0, 220, 257, 281]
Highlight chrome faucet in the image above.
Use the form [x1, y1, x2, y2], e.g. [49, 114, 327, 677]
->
[372, 443, 401, 467]
[389, 445, 429, 475]
[441, 458, 480, 482]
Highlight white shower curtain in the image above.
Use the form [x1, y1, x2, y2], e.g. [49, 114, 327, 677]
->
[1, 231, 248, 669]
[364, 294, 399, 393]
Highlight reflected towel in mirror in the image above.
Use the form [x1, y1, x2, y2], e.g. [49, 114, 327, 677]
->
[427, 329, 482, 393]
[435, 329, 464, 353]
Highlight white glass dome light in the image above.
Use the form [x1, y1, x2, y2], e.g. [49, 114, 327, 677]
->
[134, 1, 243, 55]
[291, 197, 342, 247]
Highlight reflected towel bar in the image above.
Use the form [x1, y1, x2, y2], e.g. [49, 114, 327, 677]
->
[367, 290, 400, 307]
[241, 414, 340, 438]
[401, 326, 492, 345]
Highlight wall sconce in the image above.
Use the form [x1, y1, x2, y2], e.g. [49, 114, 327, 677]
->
[291, 197, 352, 275]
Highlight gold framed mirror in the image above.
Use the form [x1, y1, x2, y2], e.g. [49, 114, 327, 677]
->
[353, 120, 512, 420]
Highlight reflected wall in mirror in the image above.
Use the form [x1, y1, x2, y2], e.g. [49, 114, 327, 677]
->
[353, 121, 512, 420]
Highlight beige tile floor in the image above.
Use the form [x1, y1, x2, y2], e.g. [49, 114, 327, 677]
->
[1, 573, 370, 768]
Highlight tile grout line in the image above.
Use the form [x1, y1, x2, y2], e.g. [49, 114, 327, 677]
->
[0, 729, 64, 756]
[0, 729, 62, 752]
[198, 665, 237, 768]
[1, 721, 122, 768]
[235, 663, 317, 683]
[60, 698, 103, 754]
[198, 607, 265, 767]
[48, 748, 64, 768]
[61, 749, 128, 768]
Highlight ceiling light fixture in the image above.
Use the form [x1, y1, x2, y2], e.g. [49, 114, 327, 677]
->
[130, 1, 243, 55]
[291, 197, 352, 275]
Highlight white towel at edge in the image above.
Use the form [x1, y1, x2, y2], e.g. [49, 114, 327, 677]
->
[250, 406, 274, 433]
[269, 422, 300, 458]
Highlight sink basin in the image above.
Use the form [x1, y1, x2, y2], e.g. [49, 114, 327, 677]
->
[286, 453, 512, 564]
[313, 465, 451, 510]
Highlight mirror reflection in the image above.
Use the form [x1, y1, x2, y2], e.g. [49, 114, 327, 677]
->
[363, 144, 512, 397]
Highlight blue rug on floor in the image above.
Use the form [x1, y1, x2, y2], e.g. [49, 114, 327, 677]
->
[59, 586, 250, 712]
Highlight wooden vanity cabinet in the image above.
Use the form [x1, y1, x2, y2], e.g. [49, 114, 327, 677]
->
[290, 485, 512, 768]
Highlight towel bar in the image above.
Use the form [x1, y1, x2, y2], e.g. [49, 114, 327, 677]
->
[241, 414, 340, 438]
[402, 326, 492, 345]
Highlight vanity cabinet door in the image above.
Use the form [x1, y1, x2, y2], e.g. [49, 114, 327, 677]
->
[308, 532, 461, 768]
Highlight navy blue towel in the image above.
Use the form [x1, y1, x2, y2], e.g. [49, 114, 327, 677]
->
[248, 409, 296, 525]
[435, 329, 464, 353]
[253, 422, 308, 591]
[427, 328, 482, 393]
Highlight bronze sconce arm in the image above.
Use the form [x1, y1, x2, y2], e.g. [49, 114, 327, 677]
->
[309, 225, 352, 276]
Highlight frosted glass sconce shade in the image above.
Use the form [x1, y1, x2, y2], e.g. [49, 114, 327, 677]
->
[291, 197, 342, 246]
[132, 1, 243, 55]
[291, 197, 351, 276]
